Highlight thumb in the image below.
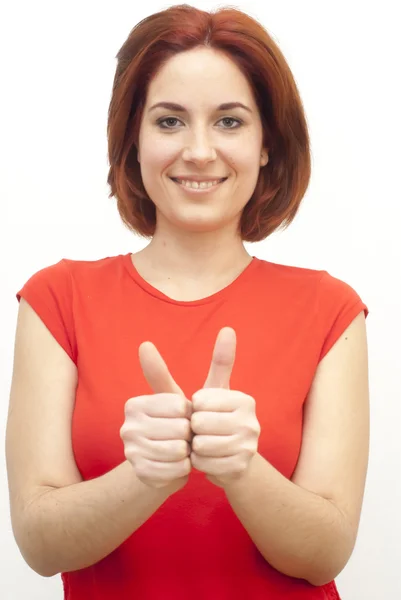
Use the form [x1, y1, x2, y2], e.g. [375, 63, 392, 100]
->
[203, 327, 236, 390]
[139, 341, 185, 397]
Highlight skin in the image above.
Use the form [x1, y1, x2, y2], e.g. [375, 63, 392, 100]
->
[6, 45, 368, 586]
[123, 327, 259, 489]
[133, 46, 269, 296]
[126, 48, 267, 488]
[123, 47, 370, 586]
[126, 313, 369, 586]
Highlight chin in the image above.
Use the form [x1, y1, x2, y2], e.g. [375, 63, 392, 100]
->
[171, 214, 226, 234]
[178, 220, 221, 233]
[159, 205, 239, 234]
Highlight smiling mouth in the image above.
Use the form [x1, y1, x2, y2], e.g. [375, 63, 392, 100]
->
[169, 177, 227, 190]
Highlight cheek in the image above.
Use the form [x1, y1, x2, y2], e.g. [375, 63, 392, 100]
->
[138, 125, 178, 170]
[142, 140, 173, 163]
[140, 147, 176, 184]
[225, 139, 261, 171]
[229, 154, 261, 191]
[237, 146, 261, 169]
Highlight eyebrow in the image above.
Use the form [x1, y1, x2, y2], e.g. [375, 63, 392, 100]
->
[149, 101, 253, 114]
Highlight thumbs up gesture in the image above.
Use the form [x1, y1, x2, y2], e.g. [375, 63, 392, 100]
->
[121, 327, 261, 490]
[120, 341, 193, 490]
[190, 327, 261, 487]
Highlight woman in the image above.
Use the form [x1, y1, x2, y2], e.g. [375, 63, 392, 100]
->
[6, 4, 369, 599]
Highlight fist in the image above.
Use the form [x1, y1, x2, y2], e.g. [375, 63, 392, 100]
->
[120, 392, 193, 489]
[121, 340, 194, 489]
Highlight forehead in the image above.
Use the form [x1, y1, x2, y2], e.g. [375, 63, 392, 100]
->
[145, 47, 255, 108]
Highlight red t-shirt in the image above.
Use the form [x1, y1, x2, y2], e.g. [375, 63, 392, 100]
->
[16, 253, 369, 599]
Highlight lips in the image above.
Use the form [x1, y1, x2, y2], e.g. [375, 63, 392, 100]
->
[170, 177, 227, 183]
[169, 178, 227, 194]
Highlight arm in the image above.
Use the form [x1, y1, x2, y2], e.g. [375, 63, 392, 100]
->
[223, 311, 370, 586]
[19, 460, 178, 577]
[223, 453, 354, 586]
[6, 299, 179, 578]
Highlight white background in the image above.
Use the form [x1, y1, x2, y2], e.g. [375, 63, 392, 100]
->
[1, 1, 400, 598]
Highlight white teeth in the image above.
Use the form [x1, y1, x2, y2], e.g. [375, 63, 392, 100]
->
[175, 179, 222, 189]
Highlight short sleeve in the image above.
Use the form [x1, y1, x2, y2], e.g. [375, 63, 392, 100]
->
[317, 270, 369, 362]
[16, 259, 77, 364]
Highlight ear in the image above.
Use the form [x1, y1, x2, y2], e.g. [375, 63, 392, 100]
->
[260, 148, 269, 167]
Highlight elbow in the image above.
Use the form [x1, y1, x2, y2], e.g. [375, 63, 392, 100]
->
[16, 542, 59, 578]
[263, 551, 348, 587]
[16, 536, 59, 578]
[12, 514, 59, 579]
[301, 526, 356, 587]
[304, 539, 355, 587]
[31, 555, 60, 578]
[274, 558, 346, 587]
[30, 562, 58, 579]
[38, 565, 59, 578]
[307, 511, 357, 587]
[306, 569, 342, 588]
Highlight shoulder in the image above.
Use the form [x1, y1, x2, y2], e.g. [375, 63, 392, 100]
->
[255, 257, 367, 306]
[15, 254, 124, 364]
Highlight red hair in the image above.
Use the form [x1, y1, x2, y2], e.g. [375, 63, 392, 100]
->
[107, 4, 311, 242]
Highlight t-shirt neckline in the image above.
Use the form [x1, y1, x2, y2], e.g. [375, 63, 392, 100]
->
[122, 252, 260, 306]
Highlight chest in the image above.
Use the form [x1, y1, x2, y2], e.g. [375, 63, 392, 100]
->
[71, 294, 319, 481]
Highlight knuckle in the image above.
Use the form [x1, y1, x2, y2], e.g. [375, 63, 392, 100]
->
[124, 396, 140, 416]
[162, 394, 184, 417]
[241, 420, 260, 436]
[120, 419, 141, 441]
[124, 444, 137, 464]
[243, 440, 257, 454]
[250, 420, 261, 436]
[191, 413, 202, 433]
[184, 419, 192, 438]
[181, 457, 192, 475]
[167, 440, 189, 460]
[244, 393, 256, 406]
[192, 436, 202, 453]
[178, 397, 188, 416]
[178, 418, 191, 439]
[178, 440, 190, 458]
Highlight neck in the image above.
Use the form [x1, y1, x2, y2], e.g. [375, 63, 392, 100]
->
[136, 221, 251, 281]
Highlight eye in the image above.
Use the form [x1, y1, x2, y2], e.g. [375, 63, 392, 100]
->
[156, 116, 243, 130]
[157, 117, 181, 129]
[219, 117, 242, 129]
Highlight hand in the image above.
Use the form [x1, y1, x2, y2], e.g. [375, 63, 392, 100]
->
[120, 341, 193, 490]
[190, 327, 261, 488]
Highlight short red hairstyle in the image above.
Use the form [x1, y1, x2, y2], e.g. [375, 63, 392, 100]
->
[107, 4, 311, 242]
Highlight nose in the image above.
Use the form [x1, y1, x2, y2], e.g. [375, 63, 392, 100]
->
[181, 128, 217, 166]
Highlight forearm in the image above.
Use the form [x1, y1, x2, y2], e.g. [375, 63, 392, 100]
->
[223, 453, 354, 586]
[17, 460, 177, 577]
